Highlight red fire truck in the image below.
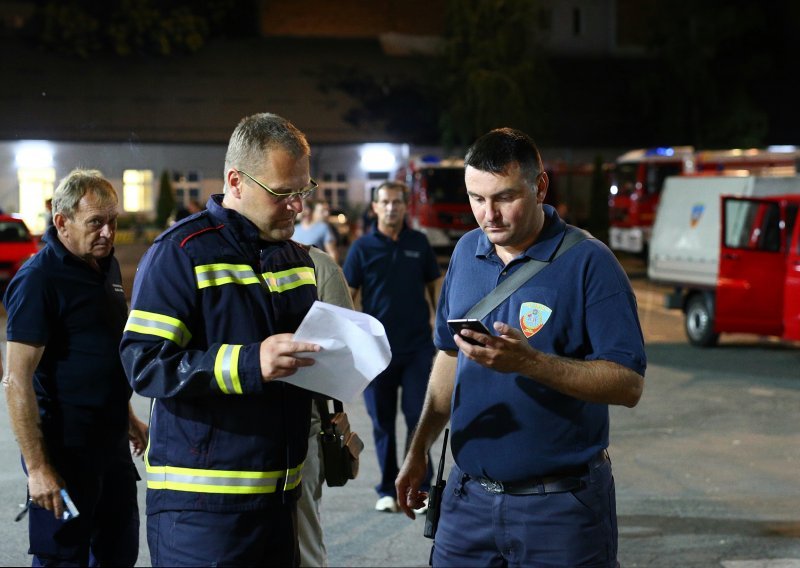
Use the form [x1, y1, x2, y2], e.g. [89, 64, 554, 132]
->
[608, 145, 799, 256]
[399, 155, 568, 252]
[398, 155, 477, 253]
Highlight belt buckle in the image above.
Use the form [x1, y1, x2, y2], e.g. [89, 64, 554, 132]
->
[478, 478, 503, 494]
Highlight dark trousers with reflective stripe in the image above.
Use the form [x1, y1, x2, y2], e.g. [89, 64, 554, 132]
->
[362, 345, 435, 498]
[148, 504, 298, 567]
[432, 459, 619, 567]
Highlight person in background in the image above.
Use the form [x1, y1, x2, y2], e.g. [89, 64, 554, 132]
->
[3, 169, 148, 566]
[296, 245, 354, 567]
[396, 128, 645, 567]
[173, 198, 204, 223]
[294, 198, 339, 262]
[342, 180, 441, 513]
[120, 112, 321, 566]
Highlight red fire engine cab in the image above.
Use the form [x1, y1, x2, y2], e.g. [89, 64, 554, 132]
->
[399, 155, 477, 253]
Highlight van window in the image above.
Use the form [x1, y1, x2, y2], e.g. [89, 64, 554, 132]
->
[786, 204, 798, 253]
[724, 200, 781, 252]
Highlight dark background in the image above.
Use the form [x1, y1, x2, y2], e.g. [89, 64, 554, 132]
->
[2, 0, 799, 152]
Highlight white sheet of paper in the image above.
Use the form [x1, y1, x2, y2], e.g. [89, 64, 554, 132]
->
[277, 301, 392, 402]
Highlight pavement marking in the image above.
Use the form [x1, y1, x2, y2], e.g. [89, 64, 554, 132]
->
[721, 561, 800, 568]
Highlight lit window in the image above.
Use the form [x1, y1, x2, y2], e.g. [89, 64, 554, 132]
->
[123, 170, 154, 212]
[18, 167, 56, 234]
[173, 170, 201, 206]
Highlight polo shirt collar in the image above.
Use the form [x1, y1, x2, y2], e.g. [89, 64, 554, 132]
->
[41, 225, 115, 271]
[475, 204, 566, 262]
[370, 220, 409, 242]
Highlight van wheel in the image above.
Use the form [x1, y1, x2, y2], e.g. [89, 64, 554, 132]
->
[685, 295, 720, 347]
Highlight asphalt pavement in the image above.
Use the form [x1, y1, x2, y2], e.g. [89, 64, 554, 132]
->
[0, 246, 797, 567]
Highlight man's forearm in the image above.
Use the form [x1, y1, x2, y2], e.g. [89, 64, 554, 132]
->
[408, 350, 457, 455]
[3, 342, 51, 471]
[521, 353, 643, 407]
[5, 374, 50, 471]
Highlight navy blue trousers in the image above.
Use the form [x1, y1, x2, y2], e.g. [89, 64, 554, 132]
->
[432, 458, 619, 567]
[26, 438, 140, 567]
[362, 346, 435, 497]
[147, 504, 298, 567]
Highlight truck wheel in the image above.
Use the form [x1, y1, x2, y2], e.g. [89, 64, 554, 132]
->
[685, 295, 720, 347]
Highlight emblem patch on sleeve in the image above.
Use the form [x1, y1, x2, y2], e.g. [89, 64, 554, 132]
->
[519, 302, 552, 338]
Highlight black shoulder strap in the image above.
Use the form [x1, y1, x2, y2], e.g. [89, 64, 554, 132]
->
[464, 228, 591, 321]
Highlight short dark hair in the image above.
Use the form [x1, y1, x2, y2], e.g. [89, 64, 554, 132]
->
[373, 181, 408, 202]
[464, 128, 544, 187]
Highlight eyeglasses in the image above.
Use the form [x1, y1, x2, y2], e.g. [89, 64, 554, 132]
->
[238, 169, 318, 201]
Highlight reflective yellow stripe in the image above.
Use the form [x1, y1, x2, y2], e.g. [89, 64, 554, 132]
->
[124, 310, 192, 347]
[195, 263, 259, 289]
[195, 263, 315, 293]
[214, 344, 243, 394]
[145, 455, 304, 494]
[262, 267, 316, 293]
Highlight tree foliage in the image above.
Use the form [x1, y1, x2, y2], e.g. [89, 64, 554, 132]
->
[637, 0, 771, 148]
[437, 0, 554, 151]
[317, 64, 440, 144]
[156, 170, 176, 228]
[30, 0, 254, 58]
[586, 155, 609, 243]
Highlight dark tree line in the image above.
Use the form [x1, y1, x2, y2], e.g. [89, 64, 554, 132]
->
[326, 0, 800, 151]
[27, 0, 255, 57]
[23, 0, 800, 150]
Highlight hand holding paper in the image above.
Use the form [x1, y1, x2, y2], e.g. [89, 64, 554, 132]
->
[277, 301, 392, 402]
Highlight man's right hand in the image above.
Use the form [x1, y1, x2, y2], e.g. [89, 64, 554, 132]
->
[258, 333, 320, 382]
[27, 466, 65, 520]
[396, 450, 430, 519]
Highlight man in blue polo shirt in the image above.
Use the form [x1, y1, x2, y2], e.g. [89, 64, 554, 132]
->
[396, 128, 646, 567]
[343, 181, 441, 513]
[3, 169, 148, 566]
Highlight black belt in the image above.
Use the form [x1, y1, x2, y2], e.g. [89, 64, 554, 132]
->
[475, 450, 609, 496]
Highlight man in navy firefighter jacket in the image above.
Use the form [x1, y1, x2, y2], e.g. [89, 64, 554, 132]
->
[120, 113, 322, 567]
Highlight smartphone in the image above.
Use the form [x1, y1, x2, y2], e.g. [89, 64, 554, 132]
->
[447, 319, 491, 346]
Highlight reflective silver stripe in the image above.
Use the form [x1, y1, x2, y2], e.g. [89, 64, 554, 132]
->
[263, 267, 316, 293]
[145, 459, 304, 494]
[214, 344, 242, 394]
[124, 310, 192, 347]
[195, 264, 259, 289]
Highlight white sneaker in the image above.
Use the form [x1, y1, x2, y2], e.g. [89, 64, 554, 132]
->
[413, 498, 429, 515]
[375, 496, 399, 512]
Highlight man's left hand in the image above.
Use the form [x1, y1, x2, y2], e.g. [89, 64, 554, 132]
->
[128, 412, 149, 458]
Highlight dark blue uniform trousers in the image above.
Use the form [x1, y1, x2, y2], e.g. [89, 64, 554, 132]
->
[362, 346, 435, 498]
[26, 438, 140, 567]
[432, 458, 619, 567]
[147, 503, 298, 567]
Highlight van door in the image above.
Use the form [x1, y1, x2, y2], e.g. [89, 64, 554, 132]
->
[783, 201, 800, 340]
[716, 197, 786, 336]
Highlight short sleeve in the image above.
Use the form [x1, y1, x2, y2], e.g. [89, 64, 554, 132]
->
[341, 240, 363, 289]
[3, 265, 52, 345]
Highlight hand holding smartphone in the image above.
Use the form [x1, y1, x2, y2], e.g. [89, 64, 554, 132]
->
[447, 319, 491, 346]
